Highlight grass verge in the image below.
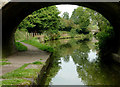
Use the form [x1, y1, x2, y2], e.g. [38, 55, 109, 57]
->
[0, 59, 11, 65]
[22, 38, 54, 52]
[0, 62, 11, 65]
[1, 63, 40, 79]
[1, 60, 44, 85]
[32, 61, 43, 65]
[15, 42, 27, 52]
[0, 59, 8, 61]
[0, 79, 31, 86]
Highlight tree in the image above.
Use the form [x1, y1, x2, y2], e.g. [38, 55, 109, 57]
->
[87, 7, 115, 58]
[70, 7, 90, 34]
[18, 6, 61, 34]
[62, 12, 69, 20]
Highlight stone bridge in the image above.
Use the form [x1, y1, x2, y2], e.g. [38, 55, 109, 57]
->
[2, 2, 120, 61]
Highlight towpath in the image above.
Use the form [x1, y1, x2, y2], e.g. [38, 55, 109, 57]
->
[0, 42, 51, 76]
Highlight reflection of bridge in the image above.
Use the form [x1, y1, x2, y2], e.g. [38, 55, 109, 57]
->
[1, 2, 120, 62]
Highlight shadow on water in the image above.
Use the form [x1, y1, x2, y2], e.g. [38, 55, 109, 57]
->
[38, 38, 120, 86]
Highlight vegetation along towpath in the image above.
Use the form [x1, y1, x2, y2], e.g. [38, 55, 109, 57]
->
[1, 42, 51, 84]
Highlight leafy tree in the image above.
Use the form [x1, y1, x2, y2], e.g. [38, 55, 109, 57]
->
[18, 6, 61, 34]
[62, 12, 69, 20]
[59, 18, 74, 31]
[87, 8, 115, 58]
[70, 7, 90, 34]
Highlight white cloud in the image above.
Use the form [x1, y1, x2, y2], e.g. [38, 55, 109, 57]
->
[56, 4, 79, 18]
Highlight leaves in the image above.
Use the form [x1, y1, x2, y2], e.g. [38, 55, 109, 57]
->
[70, 7, 90, 34]
[18, 6, 61, 34]
[62, 12, 69, 20]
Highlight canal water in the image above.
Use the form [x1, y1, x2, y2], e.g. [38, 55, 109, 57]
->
[39, 39, 120, 86]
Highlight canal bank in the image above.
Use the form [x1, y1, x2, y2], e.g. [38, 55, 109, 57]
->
[1, 38, 120, 86]
[1, 42, 52, 86]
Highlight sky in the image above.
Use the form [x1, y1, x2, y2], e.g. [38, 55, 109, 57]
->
[56, 4, 79, 18]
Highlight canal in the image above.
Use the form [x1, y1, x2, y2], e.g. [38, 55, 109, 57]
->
[39, 38, 120, 86]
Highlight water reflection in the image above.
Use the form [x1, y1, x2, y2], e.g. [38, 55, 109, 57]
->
[88, 50, 98, 62]
[40, 39, 120, 86]
[50, 56, 84, 85]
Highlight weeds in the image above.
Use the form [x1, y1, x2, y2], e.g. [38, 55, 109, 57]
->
[15, 42, 27, 52]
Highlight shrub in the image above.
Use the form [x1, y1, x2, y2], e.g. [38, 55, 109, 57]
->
[96, 26, 115, 56]
[45, 30, 60, 40]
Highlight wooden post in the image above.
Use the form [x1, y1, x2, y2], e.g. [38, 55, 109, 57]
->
[33, 32, 34, 37]
[26, 32, 27, 40]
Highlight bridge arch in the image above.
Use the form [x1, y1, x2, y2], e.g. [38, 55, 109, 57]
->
[2, 2, 120, 58]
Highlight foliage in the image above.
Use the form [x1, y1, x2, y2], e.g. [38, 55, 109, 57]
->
[44, 29, 60, 41]
[59, 18, 74, 31]
[80, 6, 115, 57]
[22, 38, 54, 52]
[70, 6, 90, 34]
[96, 26, 115, 55]
[15, 42, 27, 52]
[17, 6, 61, 42]
[69, 28, 77, 38]
[0, 58, 8, 61]
[62, 12, 69, 20]
[15, 29, 32, 41]
[32, 61, 43, 65]
[18, 6, 61, 34]
[0, 62, 11, 65]
[89, 9, 115, 56]
[0, 58, 11, 65]
[89, 10, 110, 31]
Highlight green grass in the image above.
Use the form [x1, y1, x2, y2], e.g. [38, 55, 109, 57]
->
[0, 62, 11, 65]
[1, 63, 40, 79]
[32, 61, 43, 65]
[0, 61, 45, 86]
[15, 42, 27, 52]
[60, 35, 71, 39]
[0, 59, 8, 61]
[22, 38, 54, 52]
[0, 79, 30, 86]
[0, 59, 11, 65]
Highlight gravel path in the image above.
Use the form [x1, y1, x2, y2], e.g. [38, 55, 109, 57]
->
[1, 42, 51, 76]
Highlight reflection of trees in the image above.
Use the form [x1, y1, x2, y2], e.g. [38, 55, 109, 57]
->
[63, 55, 70, 62]
[76, 62, 120, 85]
[45, 40, 61, 48]
[71, 42, 90, 65]
[71, 42, 120, 85]
[41, 39, 79, 85]
[41, 39, 120, 86]
[41, 49, 62, 86]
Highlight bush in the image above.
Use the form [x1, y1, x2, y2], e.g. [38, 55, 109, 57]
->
[45, 30, 60, 40]
[69, 28, 77, 38]
[96, 26, 115, 56]
[15, 42, 27, 51]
